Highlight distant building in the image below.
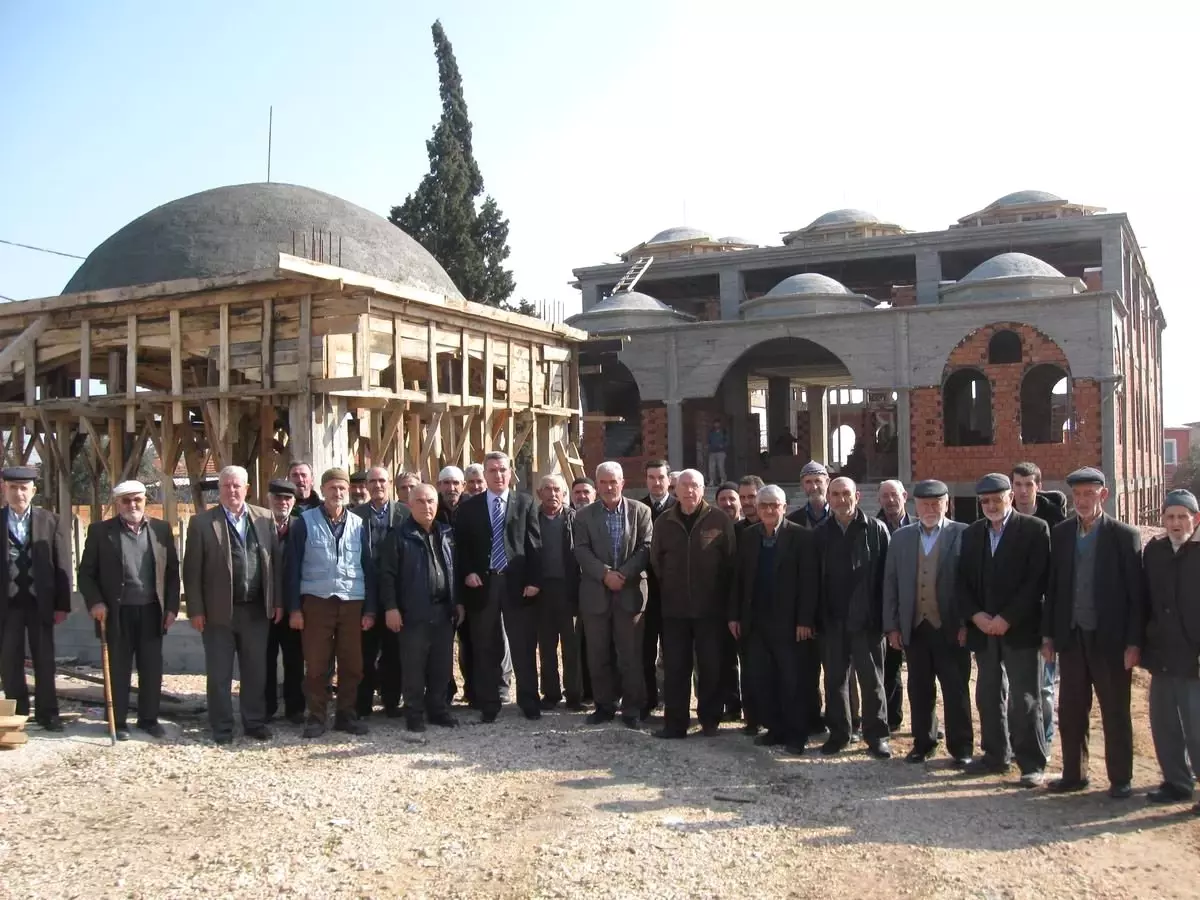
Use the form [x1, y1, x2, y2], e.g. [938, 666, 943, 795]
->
[1166, 425, 1194, 485]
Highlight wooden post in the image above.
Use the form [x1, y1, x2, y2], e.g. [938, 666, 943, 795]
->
[126, 314, 138, 432]
[483, 333, 494, 457]
[258, 400, 275, 503]
[260, 298, 273, 390]
[426, 322, 439, 401]
[169, 310, 183, 425]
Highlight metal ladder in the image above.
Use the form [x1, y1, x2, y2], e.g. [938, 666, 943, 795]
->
[611, 256, 653, 294]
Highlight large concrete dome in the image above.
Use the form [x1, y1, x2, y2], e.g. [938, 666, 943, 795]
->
[63, 182, 464, 299]
[647, 226, 710, 245]
[961, 252, 1064, 283]
[766, 273, 852, 296]
[806, 208, 880, 229]
[990, 190, 1063, 208]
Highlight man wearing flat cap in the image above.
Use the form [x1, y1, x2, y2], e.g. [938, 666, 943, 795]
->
[957, 473, 1051, 786]
[0, 467, 72, 730]
[264, 479, 305, 724]
[883, 480, 973, 765]
[77, 480, 180, 740]
[1042, 468, 1142, 798]
[1142, 489, 1200, 814]
[348, 471, 370, 508]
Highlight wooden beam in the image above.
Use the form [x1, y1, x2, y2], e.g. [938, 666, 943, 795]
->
[260, 297, 273, 390]
[0, 315, 50, 373]
[449, 409, 476, 465]
[79, 320, 91, 401]
[357, 313, 371, 391]
[79, 416, 112, 482]
[460, 328, 470, 407]
[258, 400, 275, 503]
[218, 303, 230, 467]
[126, 315, 138, 432]
[169, 310, 183, 424]
[426, 321, 438, 402]
[298, 294, 313, 387]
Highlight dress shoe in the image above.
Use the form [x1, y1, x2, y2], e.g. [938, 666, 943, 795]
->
[1108, 782, 1133, 800]
[785, 742, 807, 756]
[37, 716, 64, 732]
[540, 697, 560, 711]
[385, 707, 406, 719]
[867, 740, 892, 760]
[742, 723, 761, 737]
[245, 725, 272, 741]
[564, 698, 586, 711]
[654, 727, 687, 740]
[906, 746, 937, 764]
[406, 717, 427, 733]
[1019, 770, 1046, 788]
[1047, 777, 1090, 794]
[621, 714, 641, 729]
[850, 730, 863, 743]
[521, 707, 542, 721]
[214, 734, 234, 745]
[302, 717, 326, 739]
[586, 709, 615, 725]
[286, 711, 307, 725]
[428, 714, 459, 728]
[1147, 784, 1192, 804]
[963, 757, 1011, 776]
[820, 737, 849, 756]
[950, 756, 972, 769]
[114, 728, 131, 742]
[754, 731, 784, 747]
[138, 722, 167, 738]
[481, 710, 499, 724]
[333, 712, 368, 735]
[701, 722, 720, 737]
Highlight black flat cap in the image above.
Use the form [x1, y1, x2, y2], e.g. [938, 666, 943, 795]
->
[350, 470, 368, 484]
[913, 479, 948, 499]
[1, 466, 39, 482]
[717, 481, 740, 496]
[975, 473, 1012, 495]
[268, 478, 298, 497]
[1065, 467, 1106, 487]
[1165, 489, 1199, 513]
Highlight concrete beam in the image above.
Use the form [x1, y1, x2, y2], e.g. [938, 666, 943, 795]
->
[915, 249, 942, 306]
[719, 268, 744, 321]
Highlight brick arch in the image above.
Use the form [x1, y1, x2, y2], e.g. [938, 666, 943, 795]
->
[941, 321, 1070, 380]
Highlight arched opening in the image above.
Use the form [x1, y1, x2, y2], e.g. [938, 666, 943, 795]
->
[1021, 364, 1070, 444]
[987, 329, 1023, 364]
[943, 368, 993, 446]
[831, 424, 856, 467]
[581, 359, 643, 457]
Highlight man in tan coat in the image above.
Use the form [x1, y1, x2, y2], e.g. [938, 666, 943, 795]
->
[183, 465, 280, 744]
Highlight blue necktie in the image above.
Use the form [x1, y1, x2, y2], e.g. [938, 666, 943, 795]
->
[489, 496, 508, 572]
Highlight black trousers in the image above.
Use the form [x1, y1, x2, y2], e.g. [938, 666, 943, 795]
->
[719, 626, 742, 716]
[975, 639, 1047, 774]
[662, 616, 724, 731]
[0, 598, 57, 720]
[906, 621, 973, 758]
[448, 615, 474, 704]
[801, 632, 824, 732]
[357, 617, 401, 715]
[822, 624, 888, 742]
[537, 578, 582, 703]
[582, 604, 645, 716]
[401, 615, 455, 718]
[105, 603, 164, 728]
[745, 626, 805, 741]
[738, 634, 760, 728]
[200, 603, 270, 738]
[1058, 628, 1134, 786]
[470, 574, 539, 715]
[643, 591, 663, 710]
[884, 645, 905, 730]
[265, 615, 305, 719]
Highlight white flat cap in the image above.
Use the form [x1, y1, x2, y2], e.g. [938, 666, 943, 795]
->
[112, 480, 148, 498]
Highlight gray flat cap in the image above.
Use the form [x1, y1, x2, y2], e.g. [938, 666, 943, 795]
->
[1065, 467, 1106, 487]
[268, 479, 298, 498]
[0, 466, 38, 482]
[800, 460, 829, 478]
[1165, 489, 1199, 513]
[975, 473, 1012, 495]
[913, 479, 949, 499]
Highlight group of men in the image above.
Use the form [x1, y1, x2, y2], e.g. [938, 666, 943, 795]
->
[1, 453, 1199, 815]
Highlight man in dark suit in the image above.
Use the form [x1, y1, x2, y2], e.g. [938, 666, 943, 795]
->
[77, 479, 180, 740]
[1042, 467, 1142, 799]
[729, 484, 813, 753]
[535, 474, 583, 710]
[877, 479, 911, 733]
[958, 473, 1051, 786]
[575, 461, 653, 727]
[639, 459, 675, 716]
[353, 466, 410, 718]
[0, 467, 72, 730]
[264, 479, 305, 724]
[453, 450, 542, 722]
[883, 479, 972, 765]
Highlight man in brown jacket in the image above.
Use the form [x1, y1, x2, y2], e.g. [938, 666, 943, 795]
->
[650, 468, 737, 739]
[183, 465, 280, 744]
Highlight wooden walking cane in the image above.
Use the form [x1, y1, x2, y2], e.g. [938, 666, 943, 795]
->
[99, 617, 117, 746]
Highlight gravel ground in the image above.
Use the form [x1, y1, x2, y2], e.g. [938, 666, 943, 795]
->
[2, 668, 1199, 900]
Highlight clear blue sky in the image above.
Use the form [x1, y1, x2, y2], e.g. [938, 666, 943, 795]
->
[2, 1, 1195, 421]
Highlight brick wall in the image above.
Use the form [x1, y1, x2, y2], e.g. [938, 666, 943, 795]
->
[582, 402, 668, 476]
[911, 322, 1103, 485]
[890, 284, 916, 308]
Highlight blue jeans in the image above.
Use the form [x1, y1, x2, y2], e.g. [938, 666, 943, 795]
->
[1042, 656, 1056, 745]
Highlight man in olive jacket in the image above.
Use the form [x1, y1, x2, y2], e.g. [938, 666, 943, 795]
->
[649, 468, 737, 739]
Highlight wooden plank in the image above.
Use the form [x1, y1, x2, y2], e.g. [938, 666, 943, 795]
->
[108, 417, 123, 485]
[169, 310, 183, 424]
[79, 416, 112, 482]
[79, 319, 91, 401]
[0, 315, 50, 372]
[260, 297, 273, 389]
[0, 731, 29, 748]
[449, 410, 476, 465]
[541, 344, 571, 363]
[311, 376, 362, 393]
[426, 321, 438, 401]
[358, 313, 371, 391]
[203, 400, 225, 471]
[420, 410, 444, 469]
[0, 698, 15, 716]
[258, 400, 275, 503]
[218, 303, 230, 464]
[460, 328, 470, 406]
[159, 414, 178, 524]
[483, 334, 494, 453]
[297, 294, 312, 385]
[0, 714, 29, 728]
[126, 314, 138, 431]
[391, 312, 403, 392]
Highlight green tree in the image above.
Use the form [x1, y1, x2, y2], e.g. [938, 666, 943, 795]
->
[392, 20, 516, 309]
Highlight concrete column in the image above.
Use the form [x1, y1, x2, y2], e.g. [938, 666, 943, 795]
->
[767, 376, 791, 450]
[807, 385, 828, 464]
[895, 389, 912, 485]
[718, 268, 744, 320]
[721, 366, 749, 476]
[1101, 227, 1125, 295]
[915, 248, 942, 306]
[581, 281, 601, 313]
[667, 401, 683, 469]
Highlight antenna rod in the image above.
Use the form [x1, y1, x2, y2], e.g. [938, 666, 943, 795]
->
[267, 106, 273, 182]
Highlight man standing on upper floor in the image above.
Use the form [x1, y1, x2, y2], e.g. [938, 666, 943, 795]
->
[1042, 468, 1142, 799]
[575, 462, 652, 727]
[354, 466, 409, 719]
[813, 476, 892, 758]
[285, 467, 375, 738]
[184, 466, 280, 744]
[650, 469, 737, 739]
[883, 480, 973, 766]
[264, 479, 305, 724]
[1142, 490, 1200, 815]
[707, 420, 729, 485]
[729, 484, 813, 754]
[877, 479, 911, 735]
[454, 451, 542, 723]
[288, 461, 322, 514]
[1012, 460, 1068, 749]
[536, 474, 583, 711]
[571, 477, 596, 511]
[464, 464, 486, 498]
[640, 459, 675, 717]
[349, 471, 370, 508]
[0, 467, 72, 731]
[958, 473, 1050, 786]
[737, 476, 764, 533]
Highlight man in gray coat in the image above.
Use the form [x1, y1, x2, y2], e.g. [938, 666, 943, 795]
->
[574, 461, 653, 728]
[883, 479, 973, 765]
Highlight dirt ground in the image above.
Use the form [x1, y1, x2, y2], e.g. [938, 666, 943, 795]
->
[1, 664, 1198, 900]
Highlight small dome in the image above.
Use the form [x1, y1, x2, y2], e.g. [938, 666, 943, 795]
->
[716, 235, 755, 246]
[961, 252, 1064, 283]
[806, 208, 880, 229]
[990, 190, 1064, 208]
[587, 290, 676, 313]
[647, 226, 710, 245]
[766, 273, 852, 297]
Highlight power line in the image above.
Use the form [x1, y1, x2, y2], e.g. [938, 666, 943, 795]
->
[0, 293, 14, 302]
[0, 238, 86, 260]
